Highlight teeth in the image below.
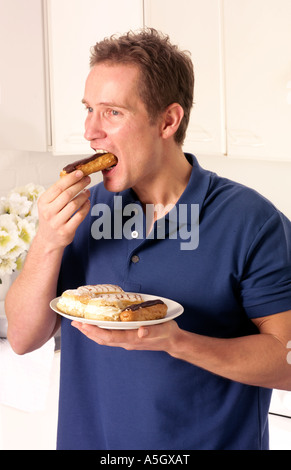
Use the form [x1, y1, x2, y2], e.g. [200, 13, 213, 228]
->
[95, 149, 109, 154]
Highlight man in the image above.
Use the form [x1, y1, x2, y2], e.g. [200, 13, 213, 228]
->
[6, 29, 291, 450]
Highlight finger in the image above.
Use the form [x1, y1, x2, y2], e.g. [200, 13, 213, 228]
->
[50, 176, 91, 214]
[72, 322, 140, 347]
[137, 321, 177, 339]
[41, 171, 89, 205]
[53, 188, 91, 226]
[39, 176, 91, 225]
[65, 198, 91, 234]
[71, 322, 114, 345]
[138, 326, 149, 338]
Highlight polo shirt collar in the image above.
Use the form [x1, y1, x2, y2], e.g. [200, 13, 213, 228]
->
[177, 153, 212, 212]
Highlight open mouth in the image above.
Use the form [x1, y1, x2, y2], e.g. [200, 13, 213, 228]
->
[96, 149, 118, 171]
[104, 165, 117, 171]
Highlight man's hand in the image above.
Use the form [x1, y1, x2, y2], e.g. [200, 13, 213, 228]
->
[6, 171, 92, 354]
[71, 310, 291, 391]
[37, 171, 91, 251]
[71, 320, 182, 354]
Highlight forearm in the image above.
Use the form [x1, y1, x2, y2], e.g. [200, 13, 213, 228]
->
[5, 234, 63, 354]
[74, 316, 291, 391]
[5, 171, 91, 354]
[170, 328, 291, 390]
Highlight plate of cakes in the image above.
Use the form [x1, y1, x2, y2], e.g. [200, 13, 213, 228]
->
[50, 284, 183, 329]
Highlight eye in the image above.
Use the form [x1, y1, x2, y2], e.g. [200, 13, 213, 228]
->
[84, 105, 93, 113]
[108, 109, 121, 117]
[104, 107, 123, 118]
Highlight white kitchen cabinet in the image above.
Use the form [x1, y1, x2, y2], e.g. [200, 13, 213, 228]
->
[223, 0, 291, 161]
[144, 0, 225, 157]
[1, 0, 290, 161]
[46, 0, 144, 155]
[0, 0, 143, 155]
[0, 0, 50, 151]
[145, 0, 291, 162]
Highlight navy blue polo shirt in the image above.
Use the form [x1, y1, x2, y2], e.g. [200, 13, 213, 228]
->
[57, 154, 291, 450]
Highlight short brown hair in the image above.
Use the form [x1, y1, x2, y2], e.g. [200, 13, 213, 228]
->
[90, 28, 194, 145]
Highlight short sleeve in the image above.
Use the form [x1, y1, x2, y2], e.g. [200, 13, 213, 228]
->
[240, 210, 291, 318]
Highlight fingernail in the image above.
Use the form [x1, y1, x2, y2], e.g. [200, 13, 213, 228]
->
[75, 170, 84, 178]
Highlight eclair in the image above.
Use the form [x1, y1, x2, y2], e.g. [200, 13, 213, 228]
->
[120, 299, 168, 322]
[56, 289, 91, 318]
[77, 284, 124, 296]
[60, 152, 118, 177]
[84, 293, 144, 321]
[56, 284, 168, 323]
[56, 284, 124, 318]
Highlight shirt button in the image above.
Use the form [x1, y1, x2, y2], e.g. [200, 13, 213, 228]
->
[131, 230, 139, 239]
[131, 255, 140, 264]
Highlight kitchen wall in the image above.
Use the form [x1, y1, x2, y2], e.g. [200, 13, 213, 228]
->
[1, 148, 290, 222]
[0, 149, 84, 195]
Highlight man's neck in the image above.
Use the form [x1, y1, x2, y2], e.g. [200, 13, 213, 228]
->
[133, 148, 192, 231]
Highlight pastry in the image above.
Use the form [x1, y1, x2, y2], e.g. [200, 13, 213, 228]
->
[77, 284, 124, 295]
[120, 299, 168, 322]
[56, 289, 91, 318]
[56, 284, 124, 318]
[56, 284, 168, 323]
[60, 152, 118, 177]
[84, 293, 144, 321]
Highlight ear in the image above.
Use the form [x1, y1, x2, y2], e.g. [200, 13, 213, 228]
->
[160, 103, 184, 140]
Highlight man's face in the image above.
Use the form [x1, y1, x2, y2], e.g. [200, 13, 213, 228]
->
[83, 62, 163, 194]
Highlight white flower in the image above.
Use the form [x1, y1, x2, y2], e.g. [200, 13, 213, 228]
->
[2, 192, 32, 217]
[0, 214, 20, 257]
[0, 257, 17, 278]
[9, 183, 44, 204]
[0, 183, 44, 282]
[0, 197, 7, 215]
[17, 218, 36, 249]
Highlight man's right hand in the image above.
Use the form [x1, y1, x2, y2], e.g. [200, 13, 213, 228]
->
[37, 170, 91, 251]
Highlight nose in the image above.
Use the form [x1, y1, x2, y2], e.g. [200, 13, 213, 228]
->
[84, 113, 107, 142]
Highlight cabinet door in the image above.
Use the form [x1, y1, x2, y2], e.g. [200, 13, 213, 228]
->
[144, 0, 225, 156]
[0, 0, 49, 151]
[224, 0, 291, 161]
[47, 0, 143, 155]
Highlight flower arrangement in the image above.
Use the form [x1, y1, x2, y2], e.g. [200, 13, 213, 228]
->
[0, 183, 45, 283]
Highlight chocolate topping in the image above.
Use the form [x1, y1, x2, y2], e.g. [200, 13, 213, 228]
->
[63, 153, 108, 173]
[122, 299, 164, 312]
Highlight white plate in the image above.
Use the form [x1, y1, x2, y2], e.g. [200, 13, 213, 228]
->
[50, 294, 183, 329]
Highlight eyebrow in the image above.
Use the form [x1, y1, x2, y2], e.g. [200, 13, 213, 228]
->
[81, 99, 131, 111]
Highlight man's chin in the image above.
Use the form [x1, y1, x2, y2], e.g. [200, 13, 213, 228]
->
[102, 178, 128, 194]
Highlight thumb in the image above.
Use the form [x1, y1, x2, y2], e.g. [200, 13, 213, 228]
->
[137, 326, 149, 338]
